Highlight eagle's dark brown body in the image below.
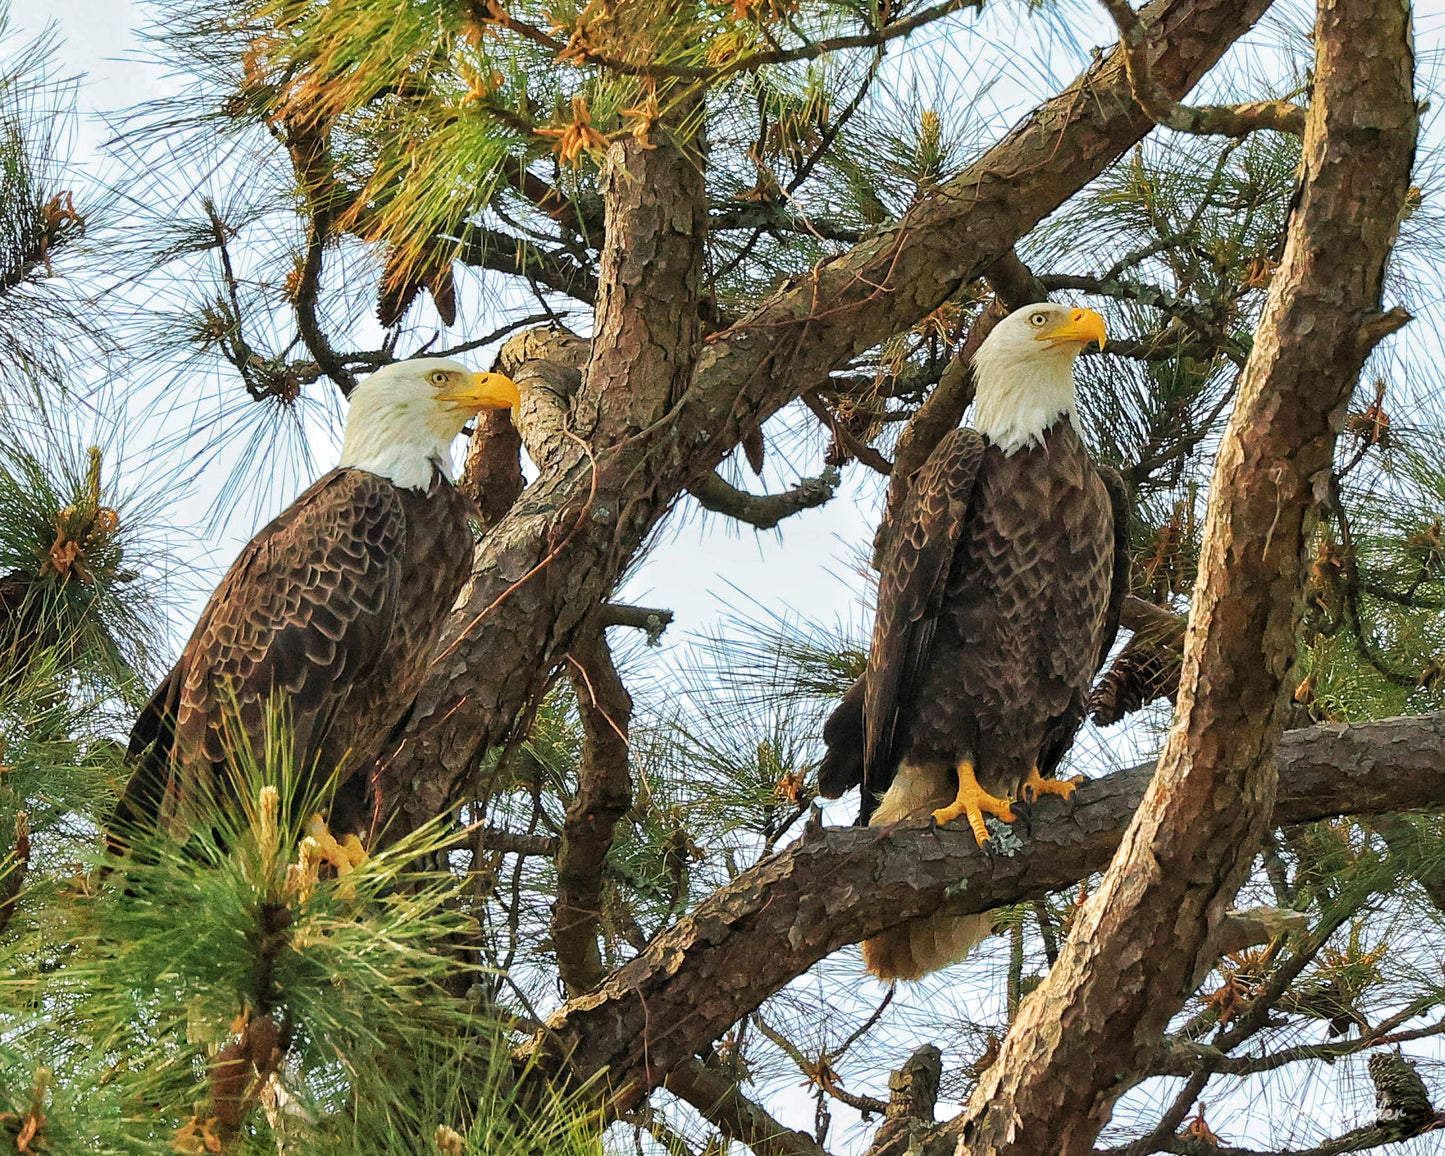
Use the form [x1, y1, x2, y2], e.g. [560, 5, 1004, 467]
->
[113, 466, 474, 841]
[818, 418, 1129, 979]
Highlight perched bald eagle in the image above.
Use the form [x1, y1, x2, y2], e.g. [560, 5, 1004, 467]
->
[111, 358, 520, 845]
[818, 304, 1129, 981]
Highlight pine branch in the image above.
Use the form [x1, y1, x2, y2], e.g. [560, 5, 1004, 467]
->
[1102, 0, 1307, 138]
[688, 469, 841, 530]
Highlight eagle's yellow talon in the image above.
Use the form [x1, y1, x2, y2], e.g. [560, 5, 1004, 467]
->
[931, 762, 1015, 847]
[1021, 767, 1083, 803]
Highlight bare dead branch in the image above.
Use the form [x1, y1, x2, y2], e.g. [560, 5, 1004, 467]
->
[455, 226, 601, 304]
[800, 392, 893, 476]
[598, 603, 675, 644]
[688, 469, 841, 530]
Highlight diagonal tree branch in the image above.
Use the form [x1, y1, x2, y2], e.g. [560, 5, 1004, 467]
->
[524, 709, 1445, 1106]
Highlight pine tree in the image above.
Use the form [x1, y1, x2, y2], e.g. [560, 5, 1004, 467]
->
[1, 0, 1443, 1153]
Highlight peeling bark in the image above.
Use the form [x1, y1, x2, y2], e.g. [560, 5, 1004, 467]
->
[524, 709, 1445, 1106]
[957, 4, 1417, 1152]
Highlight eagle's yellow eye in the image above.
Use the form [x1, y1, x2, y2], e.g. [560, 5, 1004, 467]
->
[428, 370, 449, 386]
[1028, 311, 1049, 327]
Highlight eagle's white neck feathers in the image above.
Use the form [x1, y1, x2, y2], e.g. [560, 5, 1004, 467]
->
[969, 305, 1099, 456]
[338, 410, 453, 491]
[970, 352, 1077, 456]
[336, 359, 473, 490]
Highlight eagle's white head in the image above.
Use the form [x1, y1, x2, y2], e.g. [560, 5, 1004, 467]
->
[337, 357, 521, 490]
[969, 303, 1107, 456]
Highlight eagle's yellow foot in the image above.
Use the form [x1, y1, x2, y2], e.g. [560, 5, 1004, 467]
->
[1021, 766, 1084, 803]
[931, 762, 1015, 847]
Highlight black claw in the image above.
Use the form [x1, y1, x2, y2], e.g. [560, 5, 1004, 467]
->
[1012, 798, 1035, 836]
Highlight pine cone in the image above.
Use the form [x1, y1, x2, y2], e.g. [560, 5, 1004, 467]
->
[1370, 1051, 1437, 1131]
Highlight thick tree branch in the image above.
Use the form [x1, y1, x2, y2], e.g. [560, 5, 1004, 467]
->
[688, 469, 841, 530]
[958, 4, 1417, 1151]
[525, 709, 1445, 1104]
[1103, 0, 1307, 137]
[665, 1058, 830, 1156]
[552, 625, 634, 996]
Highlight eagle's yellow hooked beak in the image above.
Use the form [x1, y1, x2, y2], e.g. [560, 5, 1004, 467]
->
[1039, 307, 1107, 351]
[438, 371, 522, 413]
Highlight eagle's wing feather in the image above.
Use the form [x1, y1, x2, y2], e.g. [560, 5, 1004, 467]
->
[1035, 464, 1132, 779]
[861, 428, 984, 820]
[118, 469, 408, 833]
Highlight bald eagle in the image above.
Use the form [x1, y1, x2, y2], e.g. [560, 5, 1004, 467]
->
[111, 358, 520, 845]
[818, 304, 1129, 981]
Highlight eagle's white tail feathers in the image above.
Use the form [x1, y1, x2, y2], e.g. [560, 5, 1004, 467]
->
[862, 760, 995, 982]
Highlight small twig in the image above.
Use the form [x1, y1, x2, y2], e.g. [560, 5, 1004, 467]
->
[801, 393, 892, 476]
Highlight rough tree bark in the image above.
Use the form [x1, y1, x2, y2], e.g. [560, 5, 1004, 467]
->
[522, 709, 1445, 1104]
[375, 0, 1275, 835]
[955, 3, 1417, 1152]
